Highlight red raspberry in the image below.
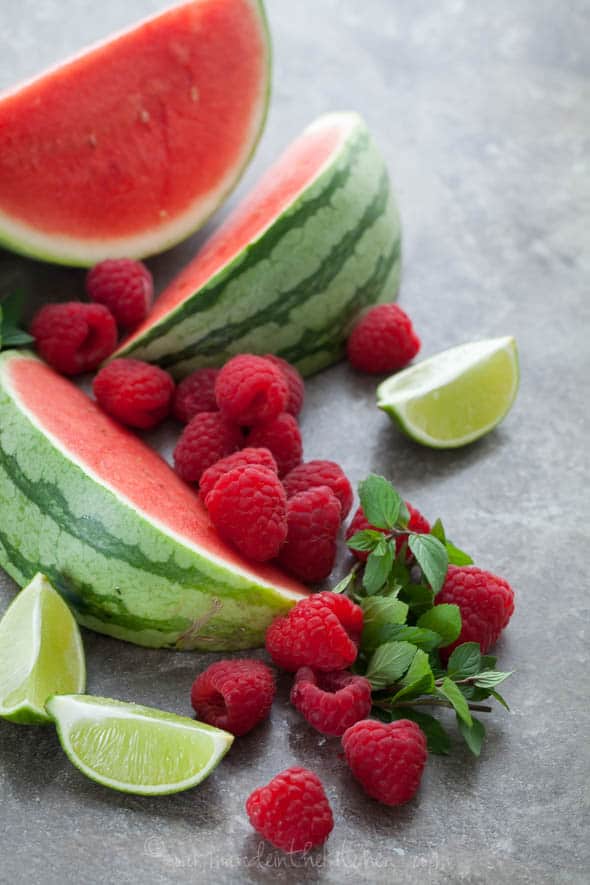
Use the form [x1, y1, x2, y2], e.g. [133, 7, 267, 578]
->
[172, 368, 219, 423]
[347, 303, 420, 373]
[173, 413, 243, 485]
[215, 355, 288, 425]
[346, 500, 431, 562]
[190, 659, 275, 736]
[436, 565, 515, 656]
[92, 358, 174, 430]
[278, 487, 341, 583]
[246, 767, 333, 852]
[247, 413, 302, 477]
[205, 465, 287, 561]
[282, 460, 353, 519]
[264, 355, 304, 416]
[86, 258, 154, 332]
[265, 591, 363, 672]
[290, 667, 372, 736]
[199, 447, 278, 503]
[30, 302, 117, 376]
[342, 719, 428, 806]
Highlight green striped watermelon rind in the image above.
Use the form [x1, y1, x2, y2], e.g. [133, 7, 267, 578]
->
[0, 351, 303, 651]
[114, 112, 402, 377]
[0, 0, 272, 266]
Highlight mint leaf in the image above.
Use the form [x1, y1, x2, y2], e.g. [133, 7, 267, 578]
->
[439, 677, 472, 726]
[474, 670, 513, 689]
[361, 623, 442, 654]
[366, 641, 417, 690]
[389, 709, 451, 755]
[0, 291, 25, 327]
[346, 529, 385, 552]
[331, 569, 357, 595]
[361, 597, 408, 652]
[446, 642, 481, 679]
[417, 604, 461, 647]
[398, 499, 410, 527]
[490, 689, 510, 710]
[430, 518, 446, 543]
[363, 540, 394, 595]
[399, 583, 434, 616]
[457, 715, 485, 756]
[480, 654, 497, 670]
[408, 534, 448, 594]
[445, 541, 473, 566]
[2, 329, 33, 346]
[358, 474, 402, 530]
[390, 649, 434, 702]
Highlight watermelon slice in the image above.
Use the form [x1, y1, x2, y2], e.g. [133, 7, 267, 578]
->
[0, 0, 270, 266]
[0, 350, 306, 651]
[113, 112, 402, 377]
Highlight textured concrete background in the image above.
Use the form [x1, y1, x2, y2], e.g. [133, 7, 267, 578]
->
[0, 1, 589, 883]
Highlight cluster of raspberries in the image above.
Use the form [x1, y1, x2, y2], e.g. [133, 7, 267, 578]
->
[190, 591, 429, 852]
[171, 353, 355, 581]
[191, 566, 514, 852]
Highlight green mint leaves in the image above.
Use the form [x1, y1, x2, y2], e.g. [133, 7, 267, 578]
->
[0, 292, 33, 351]
[338, 476, 513, 757]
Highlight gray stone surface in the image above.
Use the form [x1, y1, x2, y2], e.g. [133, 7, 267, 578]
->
[0, 1, 589, 883]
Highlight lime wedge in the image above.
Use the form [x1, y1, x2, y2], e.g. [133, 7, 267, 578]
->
[0, 573, 86, 724]
[377, 337, 519, 448]
[45, 694, 234, 795]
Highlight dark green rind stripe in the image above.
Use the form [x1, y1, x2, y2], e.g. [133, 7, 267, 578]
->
[158, 165, 391, 372]
[121, 127, 371, 354]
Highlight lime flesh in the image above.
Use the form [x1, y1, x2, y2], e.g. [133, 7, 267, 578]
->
[46, 694, 234, 795]
[377, 337, 519, 448]
[0, 573, 86, 724]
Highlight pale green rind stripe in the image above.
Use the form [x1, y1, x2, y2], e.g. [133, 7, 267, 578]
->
[116, 116, 402, 377]
[0, 357, 298, 650]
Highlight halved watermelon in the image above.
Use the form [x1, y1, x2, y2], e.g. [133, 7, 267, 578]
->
[0, 0, 270, 266]
[0, 350, 306, 650]
[113, 111, 402, 377]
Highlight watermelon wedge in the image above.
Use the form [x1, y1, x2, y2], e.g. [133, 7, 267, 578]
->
[0, 0, 270, 266]
[113, 112, 402, 377]
[0, 350, 306, 651]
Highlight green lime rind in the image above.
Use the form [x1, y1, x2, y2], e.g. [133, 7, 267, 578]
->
[377, 337, 520, 449]
[46, 694, 234, 796]
[0, 573, 86, 725]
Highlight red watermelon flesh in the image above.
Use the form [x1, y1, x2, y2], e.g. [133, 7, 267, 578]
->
[122, 116, 346, 344]
[6, 354, 304, 600]
[0, 0, 270, 265]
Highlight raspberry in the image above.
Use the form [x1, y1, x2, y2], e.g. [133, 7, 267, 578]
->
[190, 659, 275, 736]
[347, 304, 420, 373]
[290, 667, 372, 736]
[92, 359, 175, 430]
[278, 487, 341, 583]
[30, 302, 117, 376]
[264, 355, 304, 416]
[346, 500, 431, 562]
[436, 565, 515, 656]
[246, 767, 333, 852]
[282, 460, 353, 519]
[247, 413, 302, 477]
[172, 368, 219, 423]
[199, 447, 278, 503]
[215, 355, 288, 425]
[173, 412, 243, 485]
[265, 591, 363, 672]
[205, 465, 287, 561]
[86, 258, 154, 332]
[342, 719, 428, 806]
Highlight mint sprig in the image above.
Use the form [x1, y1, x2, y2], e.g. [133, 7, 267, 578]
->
[0, 292, 33, 351]
[335, 476, 514, 756]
